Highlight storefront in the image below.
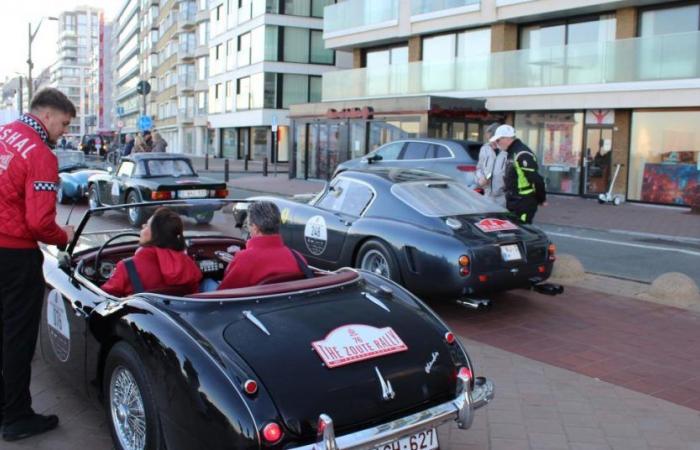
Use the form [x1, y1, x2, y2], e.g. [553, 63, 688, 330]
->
[217, 126, 291, 162]
[289, 96, 501, 180]
[628, 109, 700, 207]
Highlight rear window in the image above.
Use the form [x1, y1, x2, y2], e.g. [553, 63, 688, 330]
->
[452, 141, 481, 161]
[391, 181, 506, 217]
[401, 142, 430, 160]
[146, 159, 196, 177]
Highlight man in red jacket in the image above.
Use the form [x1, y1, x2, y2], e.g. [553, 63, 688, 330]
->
[218, 201, 308, 290]
[0, 89, 76, 441]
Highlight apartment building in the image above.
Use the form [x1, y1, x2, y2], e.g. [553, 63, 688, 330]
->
[114, 0, 142, 139]
[87, 15, 114, 134]
[52, 6, 103, 141]
[289, 0, 700, 207]
[206, 0, 351, 162]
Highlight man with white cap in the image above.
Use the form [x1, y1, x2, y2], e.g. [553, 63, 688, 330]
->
[490, 124, 546, 224]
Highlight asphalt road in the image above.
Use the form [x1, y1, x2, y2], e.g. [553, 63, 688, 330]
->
[539, 223, 700, 285]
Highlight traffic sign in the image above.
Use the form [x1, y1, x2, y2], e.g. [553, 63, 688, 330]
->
[116, 120, 124, 128]
[271, 115, 278, 133]
[116, 106, 125, 116]
[138, 115, 153, 131]
[136, 80, 151, 96]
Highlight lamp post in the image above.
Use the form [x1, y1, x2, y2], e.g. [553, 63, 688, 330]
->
[27, 16, 58, 102]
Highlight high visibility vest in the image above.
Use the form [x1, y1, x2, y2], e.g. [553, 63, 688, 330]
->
[513, 150, 536, 196]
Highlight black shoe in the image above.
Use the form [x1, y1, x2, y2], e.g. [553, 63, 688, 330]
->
[2, 414, 59, 442]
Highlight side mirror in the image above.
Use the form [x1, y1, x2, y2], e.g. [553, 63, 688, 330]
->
[360, 157, 369, 164]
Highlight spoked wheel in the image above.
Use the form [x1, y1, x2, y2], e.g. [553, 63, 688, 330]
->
[193, 211, 214, 225]
[126, 192, 146, 227]
[356, 239, 401, 282]
[105, 343, 162, 450]
[88, 185, 104, 215]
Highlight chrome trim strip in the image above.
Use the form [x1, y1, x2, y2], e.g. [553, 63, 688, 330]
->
[242, 310, 270, 336]
[316, 414, 339, 450]
[291, 378, 494, 450]
[374, 367, 395, 401]
[362, 292, 390, 312]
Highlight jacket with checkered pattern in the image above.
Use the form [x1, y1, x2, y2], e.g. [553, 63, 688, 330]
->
[0, 114, 68, 248]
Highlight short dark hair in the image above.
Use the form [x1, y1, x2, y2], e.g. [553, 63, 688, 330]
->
[144, 207, 186, 251]
[30, 88, 77, 117]
[248, 201, 281, 235]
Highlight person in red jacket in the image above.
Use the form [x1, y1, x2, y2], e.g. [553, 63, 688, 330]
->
[0, 89, 76, 441]
[102, 207, 203, 297]
[218, 201, 308, 290]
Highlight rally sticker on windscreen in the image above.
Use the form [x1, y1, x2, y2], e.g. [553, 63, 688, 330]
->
[46, 289, 70, 362]
[312, 324, 408, 368]
[474, 218, 519, 233]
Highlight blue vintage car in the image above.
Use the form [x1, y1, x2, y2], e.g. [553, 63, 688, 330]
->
[56, 150, 105, 204]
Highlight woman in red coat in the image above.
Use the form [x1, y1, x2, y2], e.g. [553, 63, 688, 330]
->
[102, 207, 202, 297]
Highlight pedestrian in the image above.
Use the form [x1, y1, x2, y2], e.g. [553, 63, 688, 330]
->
[59, 137, 66, 149]
[0, 88, 76, 441]
[490, 124, 547, 224]
[143, 130, 153, 152]
[475, 122, 507, 207]
[133, 134, 148, 153]
[122, 134, 134, 156]
[151, 130, 168, 153]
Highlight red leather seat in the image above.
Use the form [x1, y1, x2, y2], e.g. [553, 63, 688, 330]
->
[257, 272, 306, 285]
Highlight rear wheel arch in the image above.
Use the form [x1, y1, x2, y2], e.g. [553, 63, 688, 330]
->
[354, 237, 402, 283]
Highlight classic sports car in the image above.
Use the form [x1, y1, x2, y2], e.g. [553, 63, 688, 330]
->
[40, 200, 494, 450]
[87, 153, 228, 226]
[234, 169, 557, 301]
[55, 149, 105, 204]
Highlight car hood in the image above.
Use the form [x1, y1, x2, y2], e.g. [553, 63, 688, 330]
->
[221, 279, 461, 438]
[61, 169, 105, 181]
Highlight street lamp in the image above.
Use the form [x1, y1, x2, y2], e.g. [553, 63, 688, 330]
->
[27, 16, 58, 102]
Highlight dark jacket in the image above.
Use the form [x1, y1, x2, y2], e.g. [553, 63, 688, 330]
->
[122, 140, 135, 156]
[504, 139, 546, 204]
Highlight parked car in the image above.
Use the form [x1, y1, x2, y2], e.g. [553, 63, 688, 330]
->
[39, 200, 494, 450]
[234, 169, 556, 300]
[87, 153, 228, 226]
[79, 133, 114, 156]
[55, 150, 106, 204]
[334, 138, 482, 186]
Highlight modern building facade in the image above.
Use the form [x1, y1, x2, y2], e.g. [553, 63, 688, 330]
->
[289, 0, 700, 207]
[113, 0, 141, 139]
[52, 6, 103, 140]
[206, 0, 351, 162]
[87, 15, 114, 134]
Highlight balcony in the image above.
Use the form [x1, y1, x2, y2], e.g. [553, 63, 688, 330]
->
[177, 74, 195, 94]
[178, 44, 195, 60]
[178, 3, 197, 29]
[322, 31, 700, 101]
[411, 0, 479, 21]
[324, 0, 398, 38]
[178, 107, 194, 123]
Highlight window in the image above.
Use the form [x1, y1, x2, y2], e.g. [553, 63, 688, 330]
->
[433, 145, 451, 159]
[146, 159, 196, 177]
[401, 142, 430, 160]
[309, 76, 322, 102]
[317, 178, 374, 216]
[226, 39, 235, 70]
[310, 30, 333, 64]
[117, 161, 135, 177]
[238, 32, 251, 66]
[282, 74, 308, 108]
[283, 27, 310, 63]
[366, 45, 408, 68]
[225, 81, 233, 112]
[372, 142, 404, 161]
[640, 4, 700, 36]
[392, 181, 506, 217]
[312, 0, 333, 17]
[283, 0, 310, 16]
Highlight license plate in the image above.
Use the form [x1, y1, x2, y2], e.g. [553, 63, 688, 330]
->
[178, 189, 207, 198]
[372, 428, 438, 450]
[500, 244, 522, 261]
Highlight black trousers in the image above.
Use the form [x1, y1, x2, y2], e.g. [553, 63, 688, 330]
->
[0, 248, 45, 425]
[507, 196, 539, 224]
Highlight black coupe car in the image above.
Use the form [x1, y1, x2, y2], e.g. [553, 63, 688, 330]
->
[40, 200, 494, 450]
[87, 153, 228, 226]
[234, 169, 556, 302]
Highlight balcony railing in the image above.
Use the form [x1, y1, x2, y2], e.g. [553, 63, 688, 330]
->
[178, 2, 197, 26]
[411, 0, 479, 17]
[178, 74, 195, 91]
[324, 0, 398, 35]
[178, 43, 195, 59]
[178, 107, 194, 121]
[323, 31, 700, 100]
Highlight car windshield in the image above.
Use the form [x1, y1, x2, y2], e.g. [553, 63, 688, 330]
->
[56, 151, 86, 169]
[146, 159, 196, 177]
[391, 181, 507, 217]
[71, 200, 235, 255]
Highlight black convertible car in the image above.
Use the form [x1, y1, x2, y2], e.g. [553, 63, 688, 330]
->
[234, 169, 557, 302]
[87, 153, 228, 226]
[40, 200, 493, 450]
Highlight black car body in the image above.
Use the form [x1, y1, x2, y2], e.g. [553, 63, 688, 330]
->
[234, 169, 555, 300]
[87, 153, 228, 226]
[39, 200, 494, 450]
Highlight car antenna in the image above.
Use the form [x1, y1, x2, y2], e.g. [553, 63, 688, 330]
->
[65, 199, 78, 225]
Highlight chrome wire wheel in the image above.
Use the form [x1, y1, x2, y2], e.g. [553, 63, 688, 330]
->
[110, 366, 147, 450]
[361, 249, 390, 277]
[128, 205, 138, 224]
[89, 189, 99, 209]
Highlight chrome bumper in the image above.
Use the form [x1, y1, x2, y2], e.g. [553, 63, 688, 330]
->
[291, 376, 494, 450]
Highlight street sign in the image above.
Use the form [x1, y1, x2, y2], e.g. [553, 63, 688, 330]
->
[271, 115, 278, 133]
[116, 106, 125, 116]
[136, 80, 151, 96]
[116, 120, 124, 128]
[138, 115, 153, 131]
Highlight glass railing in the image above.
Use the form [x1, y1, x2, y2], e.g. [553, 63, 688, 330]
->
[178, 74, 195, 89]
[411, 0, 479, 16]
[323, 31, 700, 100]
[178, 44, 195, 59]
[324, 0, 398, 34]
[178, 3, 197, 23]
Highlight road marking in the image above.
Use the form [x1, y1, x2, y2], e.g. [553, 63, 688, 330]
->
[547, 232, 700, 257]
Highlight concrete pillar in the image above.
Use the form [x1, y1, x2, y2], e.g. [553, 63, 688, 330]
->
[177, 126, 184, 154]
[353, 48, 363, 68]
[408, 35, 422, 62]
[194, 126, 204, 156]
[612, 110, 631, 195]
[616, 7, 638, 39]
[491, 23, 518, 52]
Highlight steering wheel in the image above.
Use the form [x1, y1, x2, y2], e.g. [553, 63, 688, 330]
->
[94, 232, 142, 280]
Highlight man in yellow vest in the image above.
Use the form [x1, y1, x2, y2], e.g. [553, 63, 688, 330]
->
[490, 125, 546, 224]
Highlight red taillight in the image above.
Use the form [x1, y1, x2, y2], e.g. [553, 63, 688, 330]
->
[458, 366, 473, 382]
[548, 243, 556, 261]
[151, 191, 172, 200]
[457, 165, 477, 172]
[538, 265, 546, 273]
[445, 331, 455, 344]
[478, 274, 488, 282]
[460, 267, 469, 276]
[215, 188, 229, 198]
[243, 379, 257, 395]
[262, 422, 283, 444]
[474, 187, 485, 195]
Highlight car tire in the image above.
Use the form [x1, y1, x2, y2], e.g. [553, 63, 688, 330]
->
[88, 185, 104, 216]
[56, 182, 69, 204]
[356, 239, 401, 282]
[126, 191, 147, 228]
[104, 342, 164, 450]
[193, 211, 214, 225]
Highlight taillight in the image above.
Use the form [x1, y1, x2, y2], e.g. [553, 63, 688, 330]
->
[478, 274, 488, 282]
[548, 243, 556, 261]
[457, 366, 473, 383]
[445, 331, 455, 344]
[243, 379, 257, 395]
[214, 188, 228, 198]
[151, 191, 172, 200]
[458, 255, 470, 276]
[457, 165, 477, 172]
[538, 265, 546, 273]
[262, 422, 283, 444]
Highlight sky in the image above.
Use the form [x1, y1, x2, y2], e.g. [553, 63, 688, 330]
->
[0, 0, 122, 83]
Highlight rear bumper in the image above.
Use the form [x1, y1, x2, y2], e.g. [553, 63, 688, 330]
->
[465, 263, 553, 295]
[290, 376, 494, 450]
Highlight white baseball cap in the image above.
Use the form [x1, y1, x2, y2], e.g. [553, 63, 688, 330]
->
[489, 124, 516, 143]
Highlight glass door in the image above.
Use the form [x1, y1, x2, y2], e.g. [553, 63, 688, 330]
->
[583, 127, 613, 195]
